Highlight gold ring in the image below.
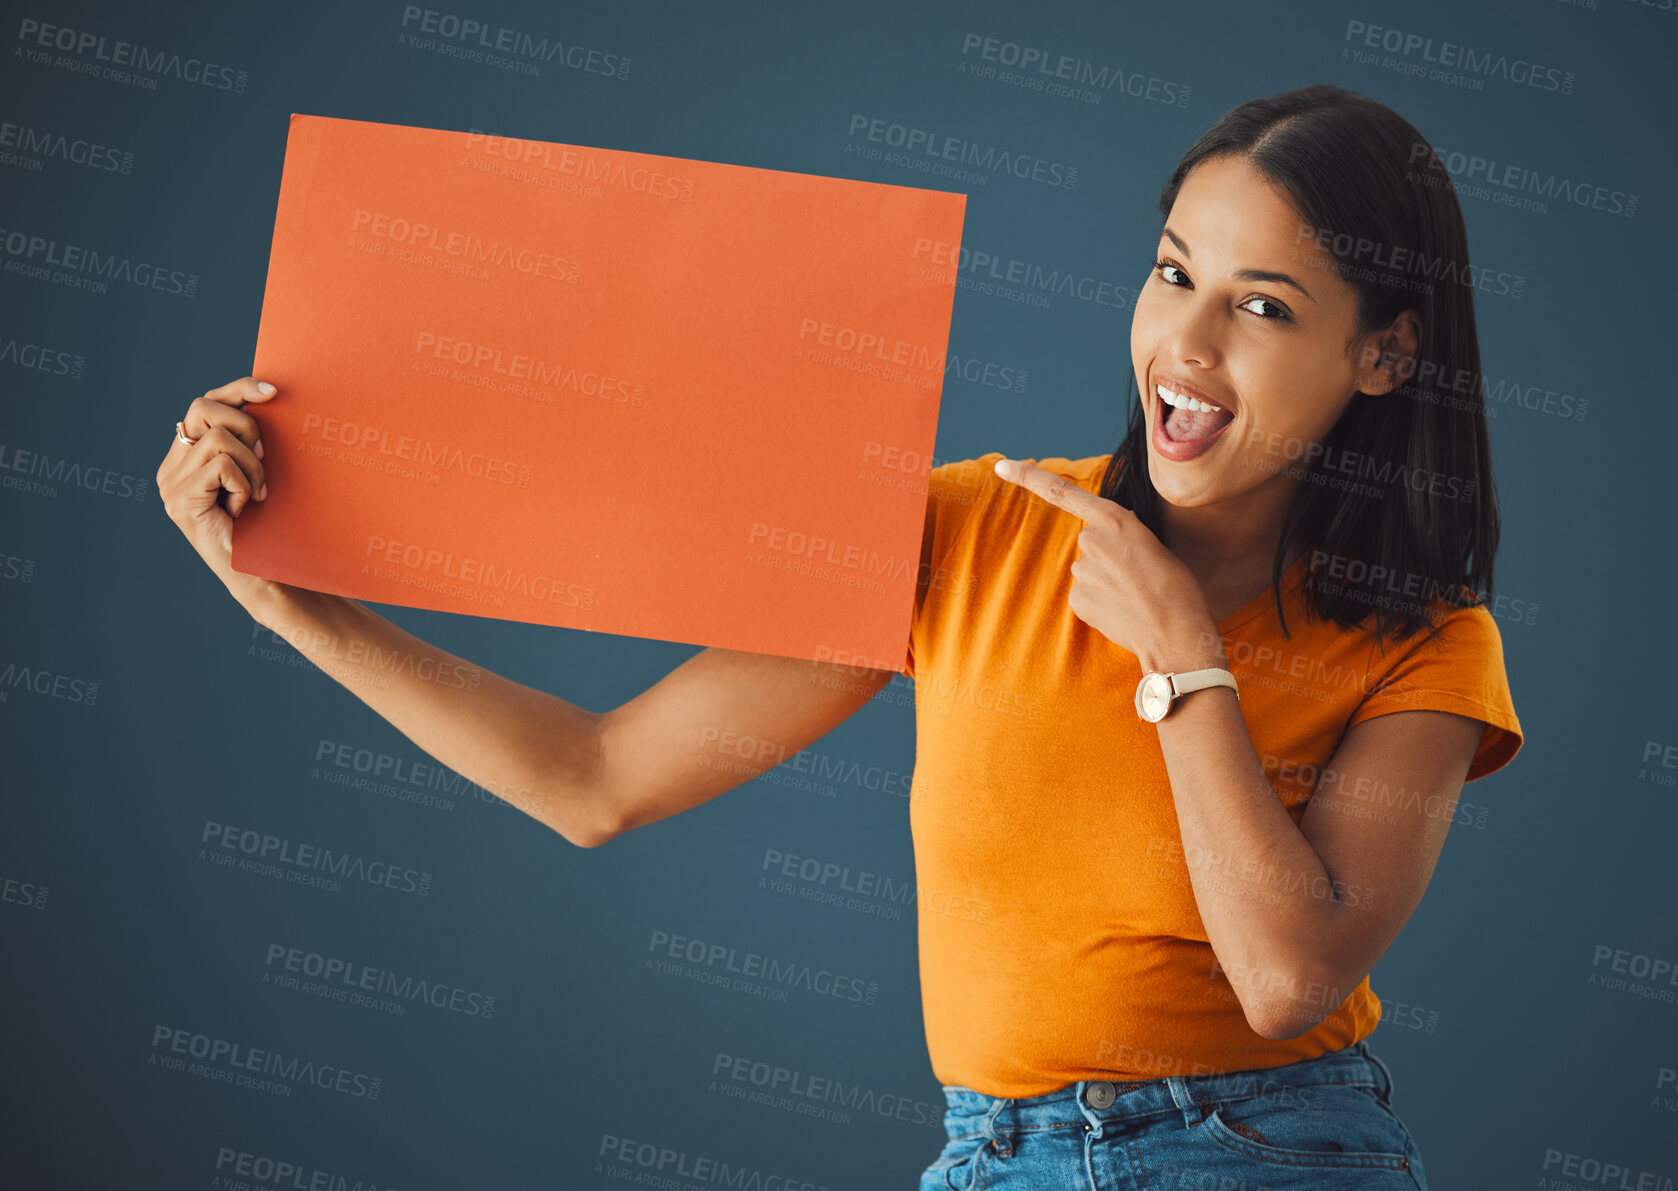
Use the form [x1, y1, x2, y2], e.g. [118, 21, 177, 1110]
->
[175, 420, 199, 448]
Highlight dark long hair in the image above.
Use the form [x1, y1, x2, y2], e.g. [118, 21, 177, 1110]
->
[1099, 83, 1500, 648]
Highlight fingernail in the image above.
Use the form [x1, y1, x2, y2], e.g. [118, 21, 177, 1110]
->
[256, 381, 276, 396]
[258, 482, 267, 500]
[994, 457, 1012, 477]
[255, 439, 265, 459]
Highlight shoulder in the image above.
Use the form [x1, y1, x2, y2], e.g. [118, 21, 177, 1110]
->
[1371, 594, 1507, 664]
[1354, 593, 1511, 699]
[927, 451, 1113, 521]
[1353, 594, 1522, 780]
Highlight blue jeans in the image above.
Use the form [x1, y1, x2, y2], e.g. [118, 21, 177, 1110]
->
[919, 1041, 1427, 1189]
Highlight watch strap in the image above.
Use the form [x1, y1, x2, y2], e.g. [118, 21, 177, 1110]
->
[1170, 666, 1239, 702]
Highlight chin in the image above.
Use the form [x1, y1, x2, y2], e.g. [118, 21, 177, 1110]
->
[1150, 474, 1210, 508]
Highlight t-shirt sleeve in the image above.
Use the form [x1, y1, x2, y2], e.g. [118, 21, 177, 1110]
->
[900, 454, 1002, 680]
[1346, 602, 1524, 782]
[899, 483, 936, 680]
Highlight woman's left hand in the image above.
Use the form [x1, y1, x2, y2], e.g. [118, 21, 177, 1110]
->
[992, 457, 1224, 672]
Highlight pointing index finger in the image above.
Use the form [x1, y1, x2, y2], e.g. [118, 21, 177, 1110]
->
[993, 457, 1107, 522]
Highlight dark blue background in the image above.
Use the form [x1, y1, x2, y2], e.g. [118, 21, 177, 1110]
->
[3, 0, 1674, 1186]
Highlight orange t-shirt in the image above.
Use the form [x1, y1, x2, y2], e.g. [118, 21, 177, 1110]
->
[899, 451, 1523, 1097]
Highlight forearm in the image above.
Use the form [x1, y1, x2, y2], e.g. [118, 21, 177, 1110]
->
[1142, 624, 1355, 1035]
[248, 583, 610, 846]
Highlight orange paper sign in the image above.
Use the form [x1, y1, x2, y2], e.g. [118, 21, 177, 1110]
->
[233, 114, 966, 668]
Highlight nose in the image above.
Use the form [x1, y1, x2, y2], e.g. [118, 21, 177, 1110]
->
[1164, 291, 1225, 372]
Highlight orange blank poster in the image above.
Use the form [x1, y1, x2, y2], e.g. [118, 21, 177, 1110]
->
[233, 113, 966, 668]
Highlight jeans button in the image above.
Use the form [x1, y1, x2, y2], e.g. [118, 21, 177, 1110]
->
[1085, 1080, 1115, 1109]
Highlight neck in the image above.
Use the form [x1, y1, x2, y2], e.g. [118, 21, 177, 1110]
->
[1158, 475, 1303, 589]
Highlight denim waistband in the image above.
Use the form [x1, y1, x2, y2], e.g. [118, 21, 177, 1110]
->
[939, 1041, 1394, 1150]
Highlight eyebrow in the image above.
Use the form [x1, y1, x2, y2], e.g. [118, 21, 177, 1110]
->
[1161, 227, 1317, 304]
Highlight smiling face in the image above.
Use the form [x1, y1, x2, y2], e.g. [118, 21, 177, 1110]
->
[1130, 152, 1417, 515]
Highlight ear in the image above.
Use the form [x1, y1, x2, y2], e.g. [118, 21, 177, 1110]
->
[1352, 309, 1422, 398]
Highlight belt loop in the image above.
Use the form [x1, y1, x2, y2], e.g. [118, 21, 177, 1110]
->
[979, 1095, 1014, 1156]
[1364, 1044, 1396, 1104]
[1166, 1076, 1207, 1126]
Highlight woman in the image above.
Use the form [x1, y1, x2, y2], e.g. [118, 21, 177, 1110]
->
[899, 83, 1519, 1189]
[158, 83, 1519, 1189]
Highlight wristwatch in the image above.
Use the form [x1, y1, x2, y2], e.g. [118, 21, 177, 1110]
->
[1134, 667, 1239, 722]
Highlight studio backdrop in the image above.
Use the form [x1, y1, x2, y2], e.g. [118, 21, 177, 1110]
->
[3, 0, 1674, 1187]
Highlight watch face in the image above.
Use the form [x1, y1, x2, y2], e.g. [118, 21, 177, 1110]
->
[1137, 673, 1172, 722]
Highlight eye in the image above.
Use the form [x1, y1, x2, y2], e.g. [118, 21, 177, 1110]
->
[1151, 258, 1189, 287]
[1151, 258, 1295, 323]
[1239, 295, 1292, 321]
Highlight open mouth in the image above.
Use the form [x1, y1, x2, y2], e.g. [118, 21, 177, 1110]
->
[1154, 381, 1236, 443]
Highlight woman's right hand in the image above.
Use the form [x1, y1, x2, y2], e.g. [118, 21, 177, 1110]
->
[156, 375, 281, 616]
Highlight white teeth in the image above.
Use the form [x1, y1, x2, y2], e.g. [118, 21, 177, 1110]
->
[1156, 383, 1222, 413]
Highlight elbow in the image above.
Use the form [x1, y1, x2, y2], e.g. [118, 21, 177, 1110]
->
[565, 800, 625, 849]
[563, 820, 610, 849]
[1245, 1004, 1316, 1042]
[1239, 959, 1341, 1042]
[553, 714, 626, 849]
